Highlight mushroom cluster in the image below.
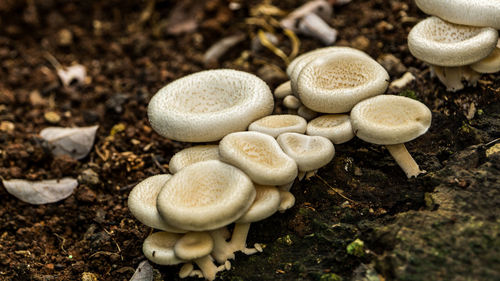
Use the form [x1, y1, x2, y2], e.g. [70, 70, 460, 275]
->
[275, 46, 432, 178]
[131, 47, 433, 279]
[131, 69, 339, 280]
[408, 0, 500, 91]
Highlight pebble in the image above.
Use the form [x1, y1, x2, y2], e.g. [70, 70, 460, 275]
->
[78, 169, 100, 186]
[57, 29, 73, 46]
[44, 111, 61, 123]
[0, 121, 14, 132]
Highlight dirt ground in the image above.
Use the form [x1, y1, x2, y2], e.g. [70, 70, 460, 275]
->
[0, 0, 499, 280]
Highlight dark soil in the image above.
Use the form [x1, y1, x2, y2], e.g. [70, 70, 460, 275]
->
[1, 0, 499, 281]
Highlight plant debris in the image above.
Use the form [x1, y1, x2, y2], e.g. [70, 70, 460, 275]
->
[2, 177, 78, 204]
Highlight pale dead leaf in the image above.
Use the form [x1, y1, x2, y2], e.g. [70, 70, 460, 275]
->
[2, 178, 78, 204]
[40, 125, 98, 160]
[129, 260, 153, 281]
[57, 64, 86, 87]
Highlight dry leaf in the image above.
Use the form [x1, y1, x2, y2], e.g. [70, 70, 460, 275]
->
[2, 178, 78, 204]
[129, 260, 153, 281]
[57, 64, 86, 87]
[40, 125, 98, 160]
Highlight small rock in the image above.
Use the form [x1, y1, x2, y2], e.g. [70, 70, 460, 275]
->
[389, 72, 416, 89]
[29, 90, 46, 106]
[0, 121, 14, 132]
[378, 54, 407, 75]
[351, 35, 370, 51]
[257, 65, 287, 84]
[78, 169, 100, 186]
[57, 29, 73, 46]
[76, 186, 97, 203]
[44, 111, 61, 123]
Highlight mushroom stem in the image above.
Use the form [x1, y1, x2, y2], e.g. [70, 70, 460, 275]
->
[193, 255, 224, 281]
[279, 190, 296, 213]
[229, 222, 258, 254]
[209, 228, 235, 264]
[431, 65, 464, 92]
[385, 143, 425, 178]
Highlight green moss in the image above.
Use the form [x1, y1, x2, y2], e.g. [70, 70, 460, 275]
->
[346, 238, 365, 257]
[319, 273, 343, 281]
[399, 89, 418, 100]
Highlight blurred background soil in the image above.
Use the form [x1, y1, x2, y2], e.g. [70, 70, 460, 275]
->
[0, 0, 499, 280]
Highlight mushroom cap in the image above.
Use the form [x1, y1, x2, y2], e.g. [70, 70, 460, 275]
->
[470, 43, 500, 74]
[306, 114, 354, 144]
[143, 231, 185, 265]
[350, 95, 432, 145]
[248, 115, 307, 138]
[148, 69, 274, 142]
[128, 175, 186, 233]
[277, 132, 335, 172]
[408, 17, 498, 67]
[174, 232, 214, 260]
[219, 131, 298, 185]
[274, 80, 293, 98]
[157, 160, 256, 231]
[287, 47, 372, 96]
[415, 0, 500, 30]
[236, 185, 281, 224]
[169, 145, 220, 174]
[297, 50, 389, 113]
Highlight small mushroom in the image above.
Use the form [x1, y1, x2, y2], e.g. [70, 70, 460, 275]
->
[277, 133, 335, 180]
[219, 131, 298, 185]
[248, 115, 307, 138]
[174, 232, 227, 281]
[408, 16, 498, 91]
[297, 105, 319, 121]
[280, 0, 337, 45]
[470, 41, 500, 74]
[128, 174, 186, 233]
[306, 114, 355, 144]
[350, 95, 432, 178]
[283, 95, 302, 110]
[156, 160, 256, 231]
[415, 0, 500, 29]
[278, 190, 296, 213]
[148, 69, 274, 142]
[297, 49, 389, 113]
[142, 231, 185, 265]
[274, 80, 293, 99]
[169, 145, 220, 174]
[230, 185, 281, 255]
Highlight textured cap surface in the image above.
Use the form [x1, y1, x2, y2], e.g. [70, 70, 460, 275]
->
[148, 69, 273, 142]
[219, 131, 298, 185]
[415, 0, 500, 29]
[306, 114, 354, 144]
[143, 231, 185, 265]
[237, 185, 281, 223]
[350, 95, 432, 145]
[277, 133, 335, 172]
[157, 160, 255, 231]
[174, 232, 214, 260]
[297, 51, 389, 113]
[408, 17, 498, 67]
[248, 115, 307, 138]
[128, 174, 186, 233]
[169, 145, 220, 174]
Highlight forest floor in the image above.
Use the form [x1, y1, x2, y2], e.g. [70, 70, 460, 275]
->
[0, 0, 499, 280]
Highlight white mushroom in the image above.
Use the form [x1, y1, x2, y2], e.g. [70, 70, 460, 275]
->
[230, 185, 281, 255]
[274, 80, 293, 99]
[350, 95, 432, 178]
[278, 190, 296, 213]
[156, 160, 256, 231]
[169, 145, 220, 174]
[297, 50, 389, 113]
[248, 115, 307, 138]
[283, 95, 302, 110]
[415, 0, 500, 30]
[408, 16, 498, 91]
[277, 133, 335, 180]
[470, 41, 500, 74]
[174, 232, 226, 281]
[219, 131, 298, 186]
[286, 47, 372, 96]
[148, 69, 273, 142]
[297, 105, 318, 121]
[128, 175, 186, 233]
[306, 114, 354, 144]
[142, 231, 185, 265]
